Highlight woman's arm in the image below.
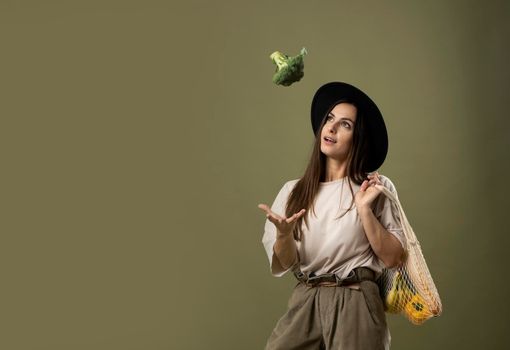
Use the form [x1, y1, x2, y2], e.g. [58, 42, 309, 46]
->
[357, 205, 404, 268]
[273, 229, 298, 270]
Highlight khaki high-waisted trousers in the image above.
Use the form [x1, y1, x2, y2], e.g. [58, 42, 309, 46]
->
[264, 280, 391, 350]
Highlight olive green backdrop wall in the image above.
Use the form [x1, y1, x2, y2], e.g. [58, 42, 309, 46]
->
[2, 0, 509, 349]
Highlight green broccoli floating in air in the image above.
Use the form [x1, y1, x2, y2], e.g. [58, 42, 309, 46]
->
[269, 47, 307, 86]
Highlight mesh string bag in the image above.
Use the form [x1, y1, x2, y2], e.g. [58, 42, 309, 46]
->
[375, 185, 443, 325]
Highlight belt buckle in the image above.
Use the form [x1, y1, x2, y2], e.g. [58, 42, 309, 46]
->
[306, 274, 320, 286]
[307, 272, 335, 286]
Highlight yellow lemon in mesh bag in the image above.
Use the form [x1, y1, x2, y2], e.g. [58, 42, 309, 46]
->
[405, 293, 431, 324]
[385, 271, 408, 313]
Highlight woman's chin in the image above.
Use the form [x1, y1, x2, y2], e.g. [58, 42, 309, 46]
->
[320, 146, 336, 155]
[320, 149, 347, 161]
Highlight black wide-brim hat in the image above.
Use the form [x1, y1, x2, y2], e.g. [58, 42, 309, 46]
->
[310, 81, 388, 173]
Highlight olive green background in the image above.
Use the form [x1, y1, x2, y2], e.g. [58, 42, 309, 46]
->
[2, 0, 509, 349]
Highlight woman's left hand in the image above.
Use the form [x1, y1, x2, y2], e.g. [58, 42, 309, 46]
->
[354, 171, 383, 210]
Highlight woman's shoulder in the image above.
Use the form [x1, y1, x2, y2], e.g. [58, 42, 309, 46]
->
[287, 178, 300, 185]
[283, 178, 300, 191]
[377, 173, 398, 193]
[273, 178, 300, 195]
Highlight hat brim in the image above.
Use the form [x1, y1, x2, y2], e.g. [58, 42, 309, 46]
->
[310, 81, 388, 172]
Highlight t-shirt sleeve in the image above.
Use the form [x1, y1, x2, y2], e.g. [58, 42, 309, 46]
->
[373, 175, 406, 250]
[261, 181, 296, 277]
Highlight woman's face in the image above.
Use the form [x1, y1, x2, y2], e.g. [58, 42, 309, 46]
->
[320, 102, 357, 160]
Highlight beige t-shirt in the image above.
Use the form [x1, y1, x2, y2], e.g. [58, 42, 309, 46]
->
[261, 174, 406, 280]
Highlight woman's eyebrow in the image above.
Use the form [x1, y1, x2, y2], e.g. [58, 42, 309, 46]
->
[328, 112, 354, 123]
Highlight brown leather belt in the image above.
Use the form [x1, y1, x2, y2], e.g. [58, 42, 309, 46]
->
[293, 267, 376, 288]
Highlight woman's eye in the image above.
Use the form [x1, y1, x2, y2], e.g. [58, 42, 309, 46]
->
[327, 116, 351, 128]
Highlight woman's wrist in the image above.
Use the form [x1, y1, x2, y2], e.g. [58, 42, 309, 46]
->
[276, 229, 292, 239]
[356, 204, 373, 215]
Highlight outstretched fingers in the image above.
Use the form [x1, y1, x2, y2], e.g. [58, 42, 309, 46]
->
[285, 209, 306, 223]
[258, 204, 306, 225]
[258, 203, 284, 223]
[257, 204, 270, 212]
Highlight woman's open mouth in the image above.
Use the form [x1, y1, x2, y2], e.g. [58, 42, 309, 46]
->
[324, 136, 337, 145]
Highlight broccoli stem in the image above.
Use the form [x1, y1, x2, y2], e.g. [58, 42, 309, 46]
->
[270, 51, 289, 70]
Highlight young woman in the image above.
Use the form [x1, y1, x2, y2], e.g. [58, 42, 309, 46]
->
[258, 82, 406, 350]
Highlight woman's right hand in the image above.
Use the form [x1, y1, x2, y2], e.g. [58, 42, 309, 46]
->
[257, 204, 306, 237]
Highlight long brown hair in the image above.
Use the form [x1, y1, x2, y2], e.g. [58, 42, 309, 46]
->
[286, 98, 372, 241]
